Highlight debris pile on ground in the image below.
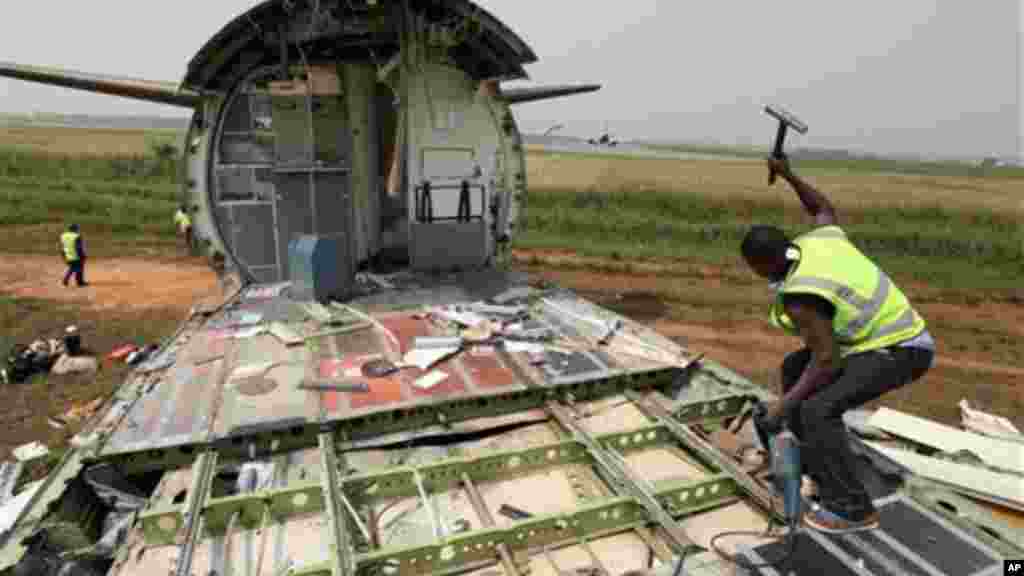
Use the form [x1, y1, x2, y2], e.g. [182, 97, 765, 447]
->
[1, 325, 103, 383]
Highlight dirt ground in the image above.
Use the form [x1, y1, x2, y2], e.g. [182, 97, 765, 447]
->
[0, 255, 222, 462]
[0, 250, 1019, 447]
[0, 254, 221, 312]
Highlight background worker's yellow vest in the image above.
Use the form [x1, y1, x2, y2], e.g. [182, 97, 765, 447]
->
[174, 210, 191, 229]
[769, 226, 926, 356]
[61, 232, 79, 261]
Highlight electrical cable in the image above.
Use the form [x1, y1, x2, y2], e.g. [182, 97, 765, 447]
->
[707, 477, 802, 569]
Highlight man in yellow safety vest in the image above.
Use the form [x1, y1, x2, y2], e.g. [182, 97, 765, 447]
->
[741, 158, 934, 534]
[60, 223, 88, 287]
[174, 205, 194, 252]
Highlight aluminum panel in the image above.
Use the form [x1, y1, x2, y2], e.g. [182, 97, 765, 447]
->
[274, 173, 314, 282]
[311, 173, 351, 242]
[311, 95, 349, 164]
[219, 133, 275, 165]
[217, 165, 257, 202]
[872, 499, 1001, 576]
[229, 204, 277, 268]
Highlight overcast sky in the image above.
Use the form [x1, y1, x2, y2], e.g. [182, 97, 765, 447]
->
[0, 1, 1019, 158]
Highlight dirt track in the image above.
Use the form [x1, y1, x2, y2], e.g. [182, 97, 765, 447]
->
[0, 251, 1019, 429]
[0, 254, 220, 312]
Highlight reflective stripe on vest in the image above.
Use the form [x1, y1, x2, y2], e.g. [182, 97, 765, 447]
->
[783, 271, 889, 340]
[770, 226, 925, 354]
[61, 232, 79, 261]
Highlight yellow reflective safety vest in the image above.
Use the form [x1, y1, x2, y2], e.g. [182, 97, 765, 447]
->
[174, 209, 192, 231]
[60, 231, 80, 262]
[769, 226, 926, 356]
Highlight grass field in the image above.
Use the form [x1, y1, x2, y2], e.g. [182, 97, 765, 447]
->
[0, 125, 182, 157]
[0, 122, 1020, 440]
[523, 147, 1023, 294]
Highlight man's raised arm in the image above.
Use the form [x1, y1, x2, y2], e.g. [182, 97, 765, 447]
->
[768, 158, 837, 226]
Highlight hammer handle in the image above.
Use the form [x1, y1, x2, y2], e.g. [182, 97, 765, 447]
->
[768, 123, 789, 185]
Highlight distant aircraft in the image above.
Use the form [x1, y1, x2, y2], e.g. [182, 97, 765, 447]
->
[587, 123, 618, 147]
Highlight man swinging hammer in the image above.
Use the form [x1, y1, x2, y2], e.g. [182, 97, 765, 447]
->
[740, 157, 934, 533]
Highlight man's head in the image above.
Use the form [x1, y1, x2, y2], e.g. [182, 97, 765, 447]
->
[68, 224, 80, 233]
[741, 225, 792, 281]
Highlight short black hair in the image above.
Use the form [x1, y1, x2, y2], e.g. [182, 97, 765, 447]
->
[741, 225, 789, 261]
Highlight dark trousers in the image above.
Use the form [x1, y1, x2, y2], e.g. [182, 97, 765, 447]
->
[62, 259, 85, 286]
[781, 345, 933, 520]
[184, 226, 194, 252]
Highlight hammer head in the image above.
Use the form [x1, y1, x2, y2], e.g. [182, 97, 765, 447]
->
[764, 105, 808, 134]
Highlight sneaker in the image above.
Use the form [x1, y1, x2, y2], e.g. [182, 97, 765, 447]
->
[803, 503, 880, 534]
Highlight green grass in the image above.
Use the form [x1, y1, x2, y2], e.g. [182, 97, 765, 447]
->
[519, 187, 1023, 293]
[0, 146, 179, 182]
[0, 148, 181, 253]
[0, 182, 179, 235]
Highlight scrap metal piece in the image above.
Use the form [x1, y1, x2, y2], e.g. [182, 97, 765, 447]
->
[361, 359, 399, 378]
[299, 380, 370, 393]
[498, 504, 533, 520]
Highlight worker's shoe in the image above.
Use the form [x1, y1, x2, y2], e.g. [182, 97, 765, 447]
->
[803, 503, 879, 534]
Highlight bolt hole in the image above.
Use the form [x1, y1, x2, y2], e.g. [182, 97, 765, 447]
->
[978, 525, 1004, 541]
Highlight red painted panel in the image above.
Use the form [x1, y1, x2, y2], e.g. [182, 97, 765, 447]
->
[351, 375, 405, 409]
[376, 316, 431, 354]
[377, 314, 467, 398]
[320, 354, 408, 411]
[460, 346, 517, 390]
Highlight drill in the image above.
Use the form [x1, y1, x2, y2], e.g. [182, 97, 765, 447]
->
[752, 401, 803, 532]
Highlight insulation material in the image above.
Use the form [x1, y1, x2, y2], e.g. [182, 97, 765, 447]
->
[867, 407, 1024, 474]
[82, 464, 148, 557]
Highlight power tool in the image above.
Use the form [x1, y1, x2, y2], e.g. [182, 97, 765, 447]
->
[752, 400, 803, 529]
[709, 400, 802, 569]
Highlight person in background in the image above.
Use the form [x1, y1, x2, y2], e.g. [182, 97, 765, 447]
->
[174, 205, 194, 253]
[60, 224, 88, 287]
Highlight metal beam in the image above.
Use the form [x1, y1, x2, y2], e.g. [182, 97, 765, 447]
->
[627, 390, 782, 522]
[546, 402, 701, 556]
[292, 473, 736, 576]
[174, 451, 217, 576]
[320, 432, 355, 576]
[139, 418, 730, 545]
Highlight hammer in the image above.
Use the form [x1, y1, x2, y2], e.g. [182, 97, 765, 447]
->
[764, 105, 808, 185]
